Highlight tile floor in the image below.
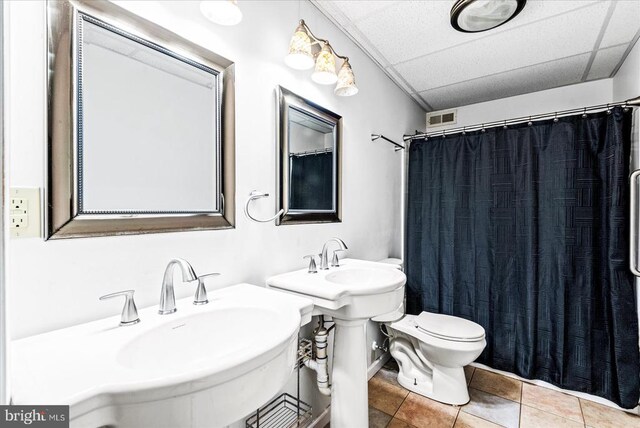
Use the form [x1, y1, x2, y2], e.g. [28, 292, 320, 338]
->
[365, 361, 640, 428]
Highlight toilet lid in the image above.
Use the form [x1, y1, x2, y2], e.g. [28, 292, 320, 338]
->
[416, 312, 485, 342]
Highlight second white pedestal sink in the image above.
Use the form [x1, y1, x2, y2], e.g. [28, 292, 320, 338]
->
[267, 259, 406, 428]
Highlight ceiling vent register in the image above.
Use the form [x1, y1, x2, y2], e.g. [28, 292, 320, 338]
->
[427, 110, 457, 128]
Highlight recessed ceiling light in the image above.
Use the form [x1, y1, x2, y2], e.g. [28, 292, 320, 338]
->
[451, 0, 526, 33]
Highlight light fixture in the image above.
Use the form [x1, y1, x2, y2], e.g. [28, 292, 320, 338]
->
[200, 0, 243, 26]
[450, 0, 526, 33]
[284, 22, 314, 70]
[312, 43, 338, 85]
[335, 59, 358, 96]
[285, 19, 358, 96]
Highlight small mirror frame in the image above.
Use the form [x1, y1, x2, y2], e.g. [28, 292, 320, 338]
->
[46, 0, 235, 239]
[276, 86, 342, 225]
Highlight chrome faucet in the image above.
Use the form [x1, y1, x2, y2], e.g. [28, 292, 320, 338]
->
[159, 258, 197, 314]
[319, 238, 348, 270]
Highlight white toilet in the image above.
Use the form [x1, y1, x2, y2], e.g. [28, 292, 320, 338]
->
[374, 259, 486, 405]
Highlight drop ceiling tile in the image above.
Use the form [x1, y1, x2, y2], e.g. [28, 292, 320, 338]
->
[394, 1, 609, 91]
[322, 1, 399, 23]
[353, 1, 466, 65]
[599, 0, 640, 48]
[347, 26, 393, 67]
[419, 53, 590, 111]
[351, 0, 601, 65]
[587, 44, 629, 80]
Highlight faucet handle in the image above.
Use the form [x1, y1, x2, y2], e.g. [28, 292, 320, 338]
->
[303, 255, 318, 274]
[99, 290, 140, 326]
[331, 249, 346, 268]
[193, 273, 220, 305]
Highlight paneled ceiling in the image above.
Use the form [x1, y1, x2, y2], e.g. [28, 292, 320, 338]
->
[312, 0, 640, 111]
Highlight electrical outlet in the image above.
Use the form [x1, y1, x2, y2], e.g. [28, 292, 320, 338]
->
[10, 188, 41, 238]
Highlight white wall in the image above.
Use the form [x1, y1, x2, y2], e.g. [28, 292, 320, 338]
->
[429, 78, 615, 132]
[5, 0, 423, 342]
[613, 39, 640, 101]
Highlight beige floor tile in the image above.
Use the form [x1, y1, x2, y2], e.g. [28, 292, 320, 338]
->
[395, 392, 459, 428]
[520, 404, 584, 428]
[580, 399, 640, 428]
[521, 383, 583, 423]
[462, 387, 520, 428]
[470, 369, 522, 402]
[387, 418, 414, 428]
[374, 365, 402, 388]
[368, 406, 393, 428]
[454, 411, 502, 428]
[464, 366, 475, 386]
[368, 376, 409, 416]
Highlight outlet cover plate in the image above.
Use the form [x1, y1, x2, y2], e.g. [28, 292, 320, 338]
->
[10, 188, 41, 238]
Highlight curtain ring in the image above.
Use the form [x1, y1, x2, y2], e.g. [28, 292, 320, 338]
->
[481, 124, 486, 133]
[553, 112, 558, 123]
[582, 107, 588, 118]
[442, 130, 446, 139]
[462, 126, 466, 135]
[606, 103, 611, 114]
[503, 120, 507, 129]
[527, 116, 533, 126]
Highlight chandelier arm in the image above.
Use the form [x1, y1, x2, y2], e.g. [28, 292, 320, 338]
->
[300, 20, 349, 63]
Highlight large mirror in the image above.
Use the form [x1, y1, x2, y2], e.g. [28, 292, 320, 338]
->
[276, 86, 341, 225]
[46, 0, 235, 239]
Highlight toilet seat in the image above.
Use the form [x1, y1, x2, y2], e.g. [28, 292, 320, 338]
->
[415, 312, 485, 342]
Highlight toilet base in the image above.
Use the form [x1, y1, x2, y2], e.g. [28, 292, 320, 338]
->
[396, 365, 469, 406]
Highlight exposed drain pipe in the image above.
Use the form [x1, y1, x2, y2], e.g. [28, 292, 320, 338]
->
[303, 316, 332, 396]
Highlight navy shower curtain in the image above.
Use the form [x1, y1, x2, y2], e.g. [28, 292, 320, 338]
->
[406, 107, 640, 408]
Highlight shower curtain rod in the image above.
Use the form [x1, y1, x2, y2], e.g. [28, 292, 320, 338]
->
[404, 95, 640, 142]
[290, 147, 333, 157]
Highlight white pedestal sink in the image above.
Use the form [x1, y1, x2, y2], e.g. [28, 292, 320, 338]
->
[11, 284, 313, 428]
[267, 259, 406, 428]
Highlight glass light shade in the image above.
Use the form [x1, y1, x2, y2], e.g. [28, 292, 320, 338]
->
[334, 60, 358, 96]
[284, 25, 314, 70]
[311, 43, 337, 85]
[200, 0, 243, 26]
[451, 0, 525, 33]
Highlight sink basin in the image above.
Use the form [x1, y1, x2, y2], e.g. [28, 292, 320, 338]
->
[267, 258, 406, 319]
[11, 284, 313, 428]
[118, 307, 284, 373]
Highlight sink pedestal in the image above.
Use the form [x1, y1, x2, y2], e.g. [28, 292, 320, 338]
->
[331, 318, 368, 428]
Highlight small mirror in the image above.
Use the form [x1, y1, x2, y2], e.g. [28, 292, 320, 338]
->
[276, 86, 341, 225]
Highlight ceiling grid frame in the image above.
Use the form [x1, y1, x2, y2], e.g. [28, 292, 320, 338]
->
[312, 0, 640, 112]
